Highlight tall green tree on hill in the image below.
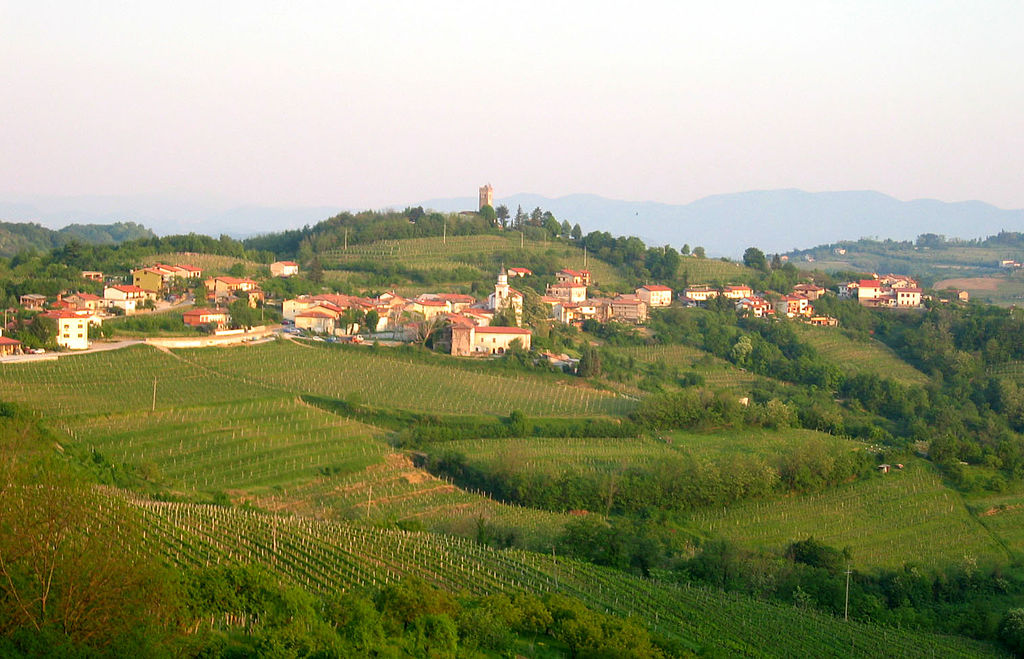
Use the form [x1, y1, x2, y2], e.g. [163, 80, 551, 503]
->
[495, 204, 510, 229]
[479, 205, 496, 225]
[743, 247, 768, 272]
[571, 223, 582, 241]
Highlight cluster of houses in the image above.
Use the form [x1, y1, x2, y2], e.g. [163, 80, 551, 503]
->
[838, 274, 923, 308]
[680, 282, 839, 325]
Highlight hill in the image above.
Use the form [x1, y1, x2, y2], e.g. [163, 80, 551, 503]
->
[0, 220, 155, 257]
[418, 189, 1024, 258]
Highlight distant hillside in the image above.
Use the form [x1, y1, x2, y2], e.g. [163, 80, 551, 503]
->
[418, 190, 1024, 258]
[0, 220, 155, 257]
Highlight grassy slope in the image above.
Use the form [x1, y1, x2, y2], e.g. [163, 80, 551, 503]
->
[612, 343, 761, 391]
[176, 340, 633, 418]
[688, 460, 1008, 570]
[794, 324, 930, 386]
[105, 491, 1003, 658]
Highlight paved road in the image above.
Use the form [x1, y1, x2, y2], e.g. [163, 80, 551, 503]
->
[0, 339, 145, 364]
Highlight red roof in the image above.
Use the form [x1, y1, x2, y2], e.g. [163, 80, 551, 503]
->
[859, 280, 882, 287]
[474, 326, 531, 335]
[0, 337, 20, 346]
[640, 285, 673, 292]
[41, 310, 92, 320]
[73, 293, 102, 301]
[508, 267, 532, 275]
[111, 285, 145, 294]
[275, 261, 298, 267]
[899, 287, 923, 294]
[416, 299, 449, 307]
[296, 309, 337, 319]
[183, 308, 228, 318]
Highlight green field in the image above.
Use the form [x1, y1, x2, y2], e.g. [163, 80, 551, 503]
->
[675, 256, 756, 285]
[142, 252, 265, 276]
[444, 429, 853, 479]
[794, 325, 930, 386]
[689, 460, 1007, 569]
[100, 490, 1002, 657]
[175, 340, 634, 417]
[613, 343, 762, 390]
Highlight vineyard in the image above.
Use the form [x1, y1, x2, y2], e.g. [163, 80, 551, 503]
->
[96, 490, 1001, 657]
[142, 252, 266, 275]
[319, 234, 630, 291]
[675, 257, 756, 284]
[688, 460, 1008, 569]
[794, 325, 930, 386]
[175, 340, 634, 417]
[612, 343, 762, 391]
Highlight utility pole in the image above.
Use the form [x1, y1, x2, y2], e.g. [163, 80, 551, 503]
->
[443, 219, 447, 245]
[344, 228, 348, 251]
[151, 376, 157, 412]
[520, 231, 524, 249]
[584, 245, 588, 268]
[844, 564, 852, 621]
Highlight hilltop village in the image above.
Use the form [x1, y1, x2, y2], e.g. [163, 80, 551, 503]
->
[0, 186, 949, 359]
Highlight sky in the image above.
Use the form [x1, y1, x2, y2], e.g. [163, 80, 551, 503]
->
[2, 1, 1022, 210]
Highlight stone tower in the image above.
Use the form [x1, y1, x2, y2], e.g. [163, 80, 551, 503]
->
[479, 184, 494, 210]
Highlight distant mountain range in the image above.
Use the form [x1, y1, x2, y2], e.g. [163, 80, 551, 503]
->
[419, 190, 1024, 257]
[2, 190, 1023, 258]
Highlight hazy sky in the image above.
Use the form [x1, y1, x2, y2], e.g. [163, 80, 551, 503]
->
[2, 1, 1022, 209]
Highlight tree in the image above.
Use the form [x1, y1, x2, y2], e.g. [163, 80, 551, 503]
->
[309, 257, 323, 284]
[681, 243, 690, 255]
[999, 608, 1024, 654]
[529, 207, 544, 226]
[192, 283, 209, 308]
[229, 298, 258, 329]
[693, 246, 706, 258]
[560, 220, 571, 237]
[495, 205, 510, 229]
[479, 204, 496, 224]
[514, 206, 527, 230]
[571, 224, 582, 241]
[578, 344, 602, 377]
[363, 309, 380, 334]
[0, 420, 176, 652]
[743, 247, 768, 271]
[227, 262, 246, 277]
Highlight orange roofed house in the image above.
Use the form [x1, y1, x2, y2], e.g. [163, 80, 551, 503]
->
[183, 307, 230, 328]
[636, 285, 673, 307]
[451, 325, 531, 357]
[270, 261, 300, 277]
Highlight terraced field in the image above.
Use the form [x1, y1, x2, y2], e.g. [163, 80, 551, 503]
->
[613, 343, 762, 390]
[675, 257, 756, 284]
[795, 325, 930, 386]
[689, 460, 1007, 569]
[69, 397, 386, 491]
[176, 340, 634, 417]
[0, 345, 274, 416]
[97, 490, 1002, 657]
[444, 429, 853, 479]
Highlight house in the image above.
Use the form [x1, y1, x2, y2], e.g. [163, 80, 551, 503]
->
[182, 307, 230, 328]
[206, 277, 260, 303]
[780, 294, 813, 317]
[270, 261, 300, 278]
[610, 296, 648, 324]
[103, 285, 147, 314]
[807, 316, 839, 327]
[41, 310, 100, 350]
[636, 285, 673, 308]
[64, 292, 103, 311]
[19, 294, 47, 310]
[294, 308, 339, 334]
[461, 307, 494, 326]
[81, 270, 103, 282]
[451, 325, 531, 356]
[555, 269, 591, 286]
[792, 283, 826, 300]
[0, 336, 22, 357]
[856, 280, 883, 304]
[433, 294, 476, 313]
[546, 282, 588, 304]
[722, 285, 754, 300]
[409, 297, 451, 321]
[682, 286, 718, 302]
[507, 267, 532, 278]
[895, 287, 922, 307]
[736, 296, 773, 318]
[132, 266, 175, 293]
[554, 300, 600, 325]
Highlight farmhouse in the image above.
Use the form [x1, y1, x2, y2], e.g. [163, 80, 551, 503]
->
[0, 336, 22, 356]
[636, 284, 673, 307]
[64, 292, 103, 311]
[722, 285, 754, 300]
[555, 269, 591, 286]
[780, 294, 813, 317]
[183, 307, 230, 328]
[736, 296, 773, 318]
[682, 285, 718, 302]
[206, 277, 260, 304]
[103, 285, 148, 314]
[19, 294, 47, 310]
[546, 282, 587, 304]
[507, 267, 532, 277]
[450, 324, 532, 356]
[81, 270, 103, 282]
[270, 261, 300, 277]
[792, 283, 826, 300]
[610, 296, 648, 324]
[294, 308, 338, 334]
[41, 310, 101, 350]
